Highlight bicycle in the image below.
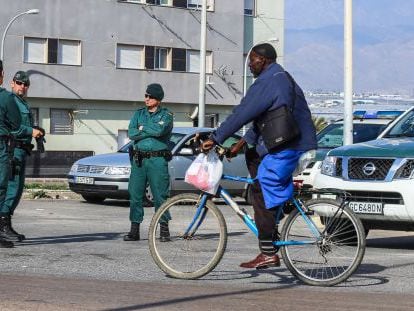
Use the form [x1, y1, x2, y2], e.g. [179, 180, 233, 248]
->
[148, 148, 366, 286]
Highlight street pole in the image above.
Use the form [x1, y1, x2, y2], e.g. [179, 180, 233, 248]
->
[343, 0, 353, 145]
[197, 0, 207, 127]
[1, 9, 40, 62]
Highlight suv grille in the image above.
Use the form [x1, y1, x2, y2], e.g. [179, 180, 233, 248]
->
[335, 158, 343, 177]
[348, 158, 394, 180]
[347, 191, 404, 205]
[77, 165, 106, 174]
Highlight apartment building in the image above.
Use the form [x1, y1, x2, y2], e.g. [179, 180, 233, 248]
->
[0, 0, 284, 171]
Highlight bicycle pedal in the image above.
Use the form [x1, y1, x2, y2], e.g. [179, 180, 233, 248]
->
[256, 265, 269, 270]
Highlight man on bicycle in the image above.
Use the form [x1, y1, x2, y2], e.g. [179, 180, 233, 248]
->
[202, 43, 317, 269]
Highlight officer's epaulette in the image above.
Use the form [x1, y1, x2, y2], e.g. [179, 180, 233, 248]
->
[161, 107, 174, 116]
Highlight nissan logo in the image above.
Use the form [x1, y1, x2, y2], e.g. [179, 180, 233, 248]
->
[363, 162, 376, 176]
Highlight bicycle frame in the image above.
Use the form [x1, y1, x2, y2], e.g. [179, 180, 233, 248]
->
[184, 174, 322, 247]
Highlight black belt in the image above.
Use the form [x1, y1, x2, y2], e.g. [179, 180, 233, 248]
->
[132, 149, 172, 166]
[14, 141, 32, 149]
[133, 150, 171, 158]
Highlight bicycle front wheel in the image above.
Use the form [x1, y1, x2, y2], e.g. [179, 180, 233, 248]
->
[281, 199, 366, 286]
[148, 193, 227, 279]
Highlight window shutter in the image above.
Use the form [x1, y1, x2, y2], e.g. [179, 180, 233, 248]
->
[24, 38, 46, 63]
[117, 45, 142, 69]
[187, 50, 200, 73]
[58, 40, 81, 65]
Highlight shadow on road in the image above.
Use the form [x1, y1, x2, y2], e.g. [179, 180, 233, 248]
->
[19, 232, 123, 246]
[367, 235, 414, 250]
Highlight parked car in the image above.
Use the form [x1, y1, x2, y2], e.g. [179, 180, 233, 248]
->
[294, 110, 403, 189]
[68, 127, 250, 203]
[313, 106, 414, 234]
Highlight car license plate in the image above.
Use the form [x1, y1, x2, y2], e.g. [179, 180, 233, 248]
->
[348, 201, 383, 215]
[75, 177, 94, 185]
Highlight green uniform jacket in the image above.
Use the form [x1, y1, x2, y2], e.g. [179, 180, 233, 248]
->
[0, 88, 21, 135]
[10, 95, 33, 143]
[128, 106, 173, 151]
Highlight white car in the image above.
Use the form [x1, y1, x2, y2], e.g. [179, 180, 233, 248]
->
[313, 107, 414, 234]
[294, 110, 402, 189]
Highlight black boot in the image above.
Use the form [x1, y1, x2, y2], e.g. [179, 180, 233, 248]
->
[123, 223, 140, 241]
[0, 237, 14, 248]
[8, 216, 25, 241]
[159, 222, 170, 242]
[0, 216, 22, 242]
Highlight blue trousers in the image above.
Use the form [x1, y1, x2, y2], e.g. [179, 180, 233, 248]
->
[257, 150, 303, 209]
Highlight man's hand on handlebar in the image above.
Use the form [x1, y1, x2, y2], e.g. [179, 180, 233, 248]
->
[227, 138, 246, 161]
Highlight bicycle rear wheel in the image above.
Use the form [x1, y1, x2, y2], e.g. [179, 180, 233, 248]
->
[148, 193, 227, 279]
[281, 199, 365, 286]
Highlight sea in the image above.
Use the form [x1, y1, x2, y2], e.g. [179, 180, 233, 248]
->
[307, 96, 414, 121]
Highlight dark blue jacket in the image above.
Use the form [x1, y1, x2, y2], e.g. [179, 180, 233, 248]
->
[212, 63, 317, 157]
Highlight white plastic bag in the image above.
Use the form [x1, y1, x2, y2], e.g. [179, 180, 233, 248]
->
[185, 150, 223, 194]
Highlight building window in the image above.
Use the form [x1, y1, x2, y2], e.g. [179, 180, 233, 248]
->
[50, 109, 74, 135]
[155, 47, 169, 70]
[116, 44, 144, 69]
[172, 48, 186, 71]
[24, 37, 81, 65]
[30, 108, 39, 127]
[172, 0, 187, 7]
[187, 0, 214, 10]
[187, 50, 212, 73]
[244, 0, 255, 16]
[145, 46, 170, 70]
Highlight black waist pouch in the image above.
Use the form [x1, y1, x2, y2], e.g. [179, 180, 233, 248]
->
[256, 105, 300, 150]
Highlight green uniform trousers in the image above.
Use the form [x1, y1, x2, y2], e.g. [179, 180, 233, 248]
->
[0, 141, 10, 214]
[128, 156, 171, 224]
[2, 148, 26, 215]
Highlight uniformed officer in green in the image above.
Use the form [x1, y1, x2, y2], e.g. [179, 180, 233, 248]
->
[124, 83, 173, 242]
[0, 71, 43, 243]
[0, 61, 22, 248]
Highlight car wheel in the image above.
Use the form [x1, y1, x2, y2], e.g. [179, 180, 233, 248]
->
[82, 194, 106, 204]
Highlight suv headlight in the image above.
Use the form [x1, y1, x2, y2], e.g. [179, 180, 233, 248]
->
[321, 156, 338, 177]
[105, 166, 131, 175]
[69, 164, 78, 174]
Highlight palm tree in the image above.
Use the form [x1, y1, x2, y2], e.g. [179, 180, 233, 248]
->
[312, 115, 328, 132]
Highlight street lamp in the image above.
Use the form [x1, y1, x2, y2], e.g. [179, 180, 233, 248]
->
[243, 38, 278, 96]
[1, 9, 40, 61]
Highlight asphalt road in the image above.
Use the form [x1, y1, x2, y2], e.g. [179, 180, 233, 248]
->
[1, 199, 414, 310]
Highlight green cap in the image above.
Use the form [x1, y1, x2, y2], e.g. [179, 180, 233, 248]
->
[146, 83, 164, 101]
[13, 71, 30, 85]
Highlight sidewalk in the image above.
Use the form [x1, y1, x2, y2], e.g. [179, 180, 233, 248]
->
[23, 178, 81, 200]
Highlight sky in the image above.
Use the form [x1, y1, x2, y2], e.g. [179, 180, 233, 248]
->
[284, 0, 414, 95]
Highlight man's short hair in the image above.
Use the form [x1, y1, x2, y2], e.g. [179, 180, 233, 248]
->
[252, 43, 277, 61]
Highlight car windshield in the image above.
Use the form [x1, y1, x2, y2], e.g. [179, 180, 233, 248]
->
[383, 110, 414, 138]
[317, 123, 387, 148]
[118, 132, 186, 153]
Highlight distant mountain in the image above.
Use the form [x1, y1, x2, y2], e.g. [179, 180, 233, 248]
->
[285, 1, 414, 95]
